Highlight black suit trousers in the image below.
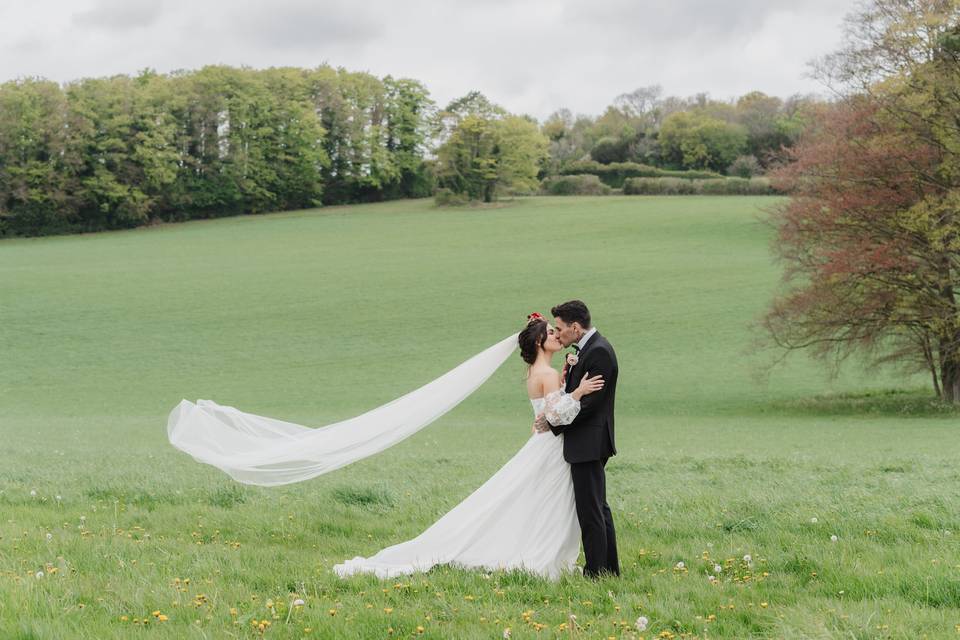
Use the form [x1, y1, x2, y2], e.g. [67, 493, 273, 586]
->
[570, 457, 620, 578]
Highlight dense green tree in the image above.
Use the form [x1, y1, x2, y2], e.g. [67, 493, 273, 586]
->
[307, 68, 433, 204]
[493, 115, 549, 194]
[734, 91, 793, 164]
[659, 111, 748, 172]
[436, 114, 499, 202]
[540, 109, 593, 174]
[382, 76, 435, 199]
[436, 112, 548, 203]
[0, 79, 81, 235]
[590, 136, 630, 164]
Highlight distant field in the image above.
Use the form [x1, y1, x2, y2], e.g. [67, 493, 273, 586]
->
[2, 195, 958, 639]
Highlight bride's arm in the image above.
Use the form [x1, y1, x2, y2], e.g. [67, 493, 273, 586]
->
[540, 371, 604, 434]
[541, 371, 582, 429]
[543, 389, 580, 429]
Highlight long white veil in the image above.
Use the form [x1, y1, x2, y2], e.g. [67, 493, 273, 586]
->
[167, 333, 518, 486]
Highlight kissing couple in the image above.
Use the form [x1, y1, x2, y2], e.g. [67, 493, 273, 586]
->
[335, 300, 621, 580]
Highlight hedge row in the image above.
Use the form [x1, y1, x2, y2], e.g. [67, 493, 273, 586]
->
[540, 174, 612, 196]
[559, 160, 722, 187]
[622, 177, 782, 195]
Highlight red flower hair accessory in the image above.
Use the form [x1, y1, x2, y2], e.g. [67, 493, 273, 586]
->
[526, 312, 545, 325]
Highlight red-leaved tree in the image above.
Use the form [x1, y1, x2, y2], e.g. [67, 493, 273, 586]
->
[765, 0, 960, 402]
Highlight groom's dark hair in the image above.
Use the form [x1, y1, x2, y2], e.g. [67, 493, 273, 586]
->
[551, 300, 591, 328]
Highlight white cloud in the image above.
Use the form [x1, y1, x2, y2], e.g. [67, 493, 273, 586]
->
[0, 0, 858, 119]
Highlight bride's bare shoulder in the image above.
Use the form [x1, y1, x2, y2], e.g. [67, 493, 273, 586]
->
[543, 367, 562, 382]
[529, 366, 560, 382]
[526, 366, 561, 398]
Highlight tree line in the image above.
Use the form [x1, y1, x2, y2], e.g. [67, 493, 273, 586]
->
[0, 66, 433, 236]
[433, 88, 821, 203]
[0, 63, 821, 236]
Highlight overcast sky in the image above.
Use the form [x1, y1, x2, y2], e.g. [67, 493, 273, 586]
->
[0, 0, 857, 120]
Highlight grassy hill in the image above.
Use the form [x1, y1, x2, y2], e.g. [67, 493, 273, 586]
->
[1, 196, 957, 638]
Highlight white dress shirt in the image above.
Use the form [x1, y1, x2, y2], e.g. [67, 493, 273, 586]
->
[575, 327, 598, 352]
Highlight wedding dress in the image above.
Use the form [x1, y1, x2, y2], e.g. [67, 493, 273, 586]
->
[333, 390, 582, 580]
[166, 333, 584, 578]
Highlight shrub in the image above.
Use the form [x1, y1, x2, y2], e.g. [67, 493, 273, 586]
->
[654, 168, 723, 180]
[727, 155, 762, 178]
[541, 174, 611, 196]
[433, 187, 470, 206]
[622, 177, 695, 195]
[559, 160, 722, 187]
[623, 177, 780, 195]
[590, 136, 630, 164]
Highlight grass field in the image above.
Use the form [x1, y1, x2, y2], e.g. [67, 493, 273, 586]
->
[1, 195, 959, 639]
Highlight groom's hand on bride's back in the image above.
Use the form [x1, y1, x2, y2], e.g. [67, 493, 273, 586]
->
[533, 413, 551, 433]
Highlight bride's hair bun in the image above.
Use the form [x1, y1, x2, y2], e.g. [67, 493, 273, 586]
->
[518, 314, 548, 365]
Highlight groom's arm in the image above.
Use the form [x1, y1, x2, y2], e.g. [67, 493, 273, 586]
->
[574, 348, 614, 419]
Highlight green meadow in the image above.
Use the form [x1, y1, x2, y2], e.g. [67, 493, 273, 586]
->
[1, 195, 958, 639]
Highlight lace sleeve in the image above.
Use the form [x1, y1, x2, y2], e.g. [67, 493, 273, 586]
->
[543, 389, 580, 426]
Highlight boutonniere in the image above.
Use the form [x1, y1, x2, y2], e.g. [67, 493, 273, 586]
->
[565, 352, 579, 367]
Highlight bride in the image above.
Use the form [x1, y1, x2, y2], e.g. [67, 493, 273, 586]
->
[334, 313, 604, 580]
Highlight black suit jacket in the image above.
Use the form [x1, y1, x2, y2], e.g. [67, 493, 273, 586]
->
[549, 331, 618, 463]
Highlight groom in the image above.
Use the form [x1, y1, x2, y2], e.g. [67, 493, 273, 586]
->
[535, 300, 620, 578]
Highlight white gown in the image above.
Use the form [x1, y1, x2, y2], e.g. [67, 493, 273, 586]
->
[333, 391, 582, 580]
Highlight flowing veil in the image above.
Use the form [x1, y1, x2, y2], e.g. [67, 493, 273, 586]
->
[167, 333, 518, 486]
